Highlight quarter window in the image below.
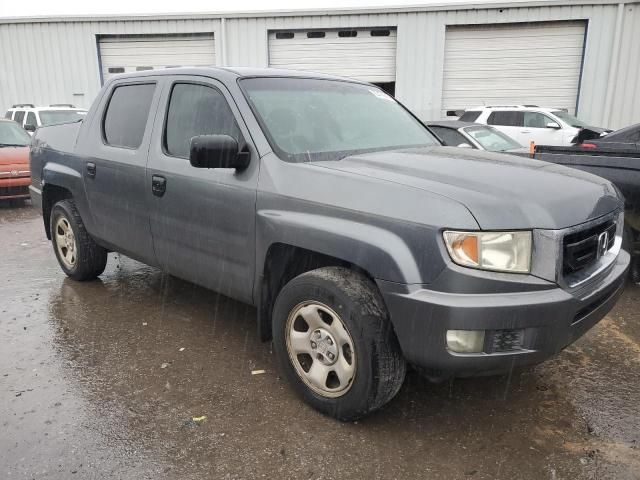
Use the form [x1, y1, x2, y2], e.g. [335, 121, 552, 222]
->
[103, 83, 156, 149]
[487, 111, 523, 127]
[4, 111, 12, 119]
[164, 83, 241, 159]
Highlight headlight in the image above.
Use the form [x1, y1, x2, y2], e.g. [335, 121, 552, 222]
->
[443, 230, 532, 273]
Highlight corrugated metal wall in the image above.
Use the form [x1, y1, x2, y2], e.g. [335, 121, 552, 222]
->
[0, 18, 219, 111]
[1, 3, 638, 128]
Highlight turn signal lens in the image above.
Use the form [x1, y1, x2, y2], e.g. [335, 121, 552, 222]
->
[443, 230, 532, 273]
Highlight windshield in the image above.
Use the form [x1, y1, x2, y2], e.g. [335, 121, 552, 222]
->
[551, 110, 589, 128]
[39, 110, 87, 126]
[463, 125, 522, 152]
[240, 77, 439, 161]
[0, 121, 31, 146]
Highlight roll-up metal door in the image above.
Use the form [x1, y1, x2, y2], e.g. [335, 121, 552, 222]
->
[442, 22, 586, 116]
[98, 34, 215, 83]
[268, 29, 397, 83]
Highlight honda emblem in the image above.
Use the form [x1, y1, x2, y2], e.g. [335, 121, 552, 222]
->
[597, 231, 609, 259]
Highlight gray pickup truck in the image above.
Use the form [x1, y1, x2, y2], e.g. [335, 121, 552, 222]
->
[30, 68, 629, 420]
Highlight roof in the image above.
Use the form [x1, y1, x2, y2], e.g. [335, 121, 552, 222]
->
[108, 66, 370, 84]
[8, 105, 87, 111]
[465, 105, 566, 112]
[1, 0, 634, 24]
[425, 120, 482, 129]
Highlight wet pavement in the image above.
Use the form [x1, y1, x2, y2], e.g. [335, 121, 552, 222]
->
[1, 203, 639, 480]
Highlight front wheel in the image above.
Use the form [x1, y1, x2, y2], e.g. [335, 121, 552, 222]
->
[272, 267, 406, 421]
[50, 199, 108, 281]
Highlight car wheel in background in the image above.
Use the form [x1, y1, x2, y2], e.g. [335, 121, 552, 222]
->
[50, 199, 108, 281]
[272, 266, 406, 421]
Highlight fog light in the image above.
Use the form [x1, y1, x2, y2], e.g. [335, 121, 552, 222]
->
[446, 330, 485, 353]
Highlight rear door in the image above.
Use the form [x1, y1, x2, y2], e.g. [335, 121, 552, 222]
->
[76, 79, 162, 265]
[487, 111, 525, 144]
[146, 76, 259, 303]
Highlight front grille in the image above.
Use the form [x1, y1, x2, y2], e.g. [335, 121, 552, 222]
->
[563, 220, 616, 275]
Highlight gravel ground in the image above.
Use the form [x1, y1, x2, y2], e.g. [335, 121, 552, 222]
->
[1, 203, 639, 480]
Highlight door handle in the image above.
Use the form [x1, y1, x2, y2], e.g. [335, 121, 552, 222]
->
[521, 130, 531, 134]
[86, 162, 96, 178]
[151, 175, 166, 197]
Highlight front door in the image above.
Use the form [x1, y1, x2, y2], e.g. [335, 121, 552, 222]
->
[146, 77, 259, 304]
[77, 80, 161, 265]
[521, 111, 566, 146]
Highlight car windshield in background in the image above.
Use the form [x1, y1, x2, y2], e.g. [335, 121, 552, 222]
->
[240, 77, 439, 161]
[552, 110, 589, 128]
[39, 110, 87, 126]
[463, 125, 522, 152]
[0, 122, 31, 146]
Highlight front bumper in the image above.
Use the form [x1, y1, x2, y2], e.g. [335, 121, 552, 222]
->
[378, 249, 630, 378]
[0, 177, 31, 200]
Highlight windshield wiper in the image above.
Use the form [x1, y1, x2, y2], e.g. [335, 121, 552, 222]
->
[0, 143, 28, 148]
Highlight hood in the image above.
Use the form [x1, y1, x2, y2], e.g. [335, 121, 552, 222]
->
[572, 126, 613, 145]
[0, 146, 29, 166]
[310, 146, 622, 230]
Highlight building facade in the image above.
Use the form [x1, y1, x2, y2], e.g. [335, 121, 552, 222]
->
[1, 0, 639, 128]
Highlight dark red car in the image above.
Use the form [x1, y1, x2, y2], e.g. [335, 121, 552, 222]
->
[0, 119, 31, 201]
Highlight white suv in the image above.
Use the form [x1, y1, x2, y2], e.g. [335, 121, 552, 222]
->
[5, 104, 87, 134]
[458, 105, 596, 147]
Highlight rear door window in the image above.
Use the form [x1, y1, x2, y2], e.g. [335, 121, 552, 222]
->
[458, 111, 481, 122]
[487, 111, 523, 127]
[164, 83, 241, 159]
[25, 112, 37, 127]
[13, 110, 25, 125]
[430, 126, 472, 147]
[103, 83, 156, 149]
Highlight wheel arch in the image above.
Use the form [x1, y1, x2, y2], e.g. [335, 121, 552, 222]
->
[42, 183, 73, 240]
[257, 243, 378, 342]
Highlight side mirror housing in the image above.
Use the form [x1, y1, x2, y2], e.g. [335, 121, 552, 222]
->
[189, 135, 250, 170]
[24, 123, 36, 132]
[546, 122, 561, 130]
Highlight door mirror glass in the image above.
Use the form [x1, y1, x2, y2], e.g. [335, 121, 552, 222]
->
[24, 123, 36, 132]
[189, 135, 250, 170]
[546, 122, 561, 129]
[457, 143, 473, 148]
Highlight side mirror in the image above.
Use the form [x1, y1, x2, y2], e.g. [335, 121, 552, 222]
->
[457, 143, 473, 148]
[546, 122, 561, 130]
[189, 135, 250, 170]
[24, 123, 36, 132]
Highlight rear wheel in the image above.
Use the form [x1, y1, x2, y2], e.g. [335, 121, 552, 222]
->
[51, 199, 107, 281]
[272, 266, 406, 421]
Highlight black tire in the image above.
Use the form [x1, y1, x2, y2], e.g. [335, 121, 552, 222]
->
[50, 199, 108, 281]
[272, 266, 406, 421]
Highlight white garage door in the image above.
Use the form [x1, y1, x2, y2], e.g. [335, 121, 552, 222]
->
[99, 34, 216, 83]
[268, 28, 396, 83]
[442, 22, 586, 116]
